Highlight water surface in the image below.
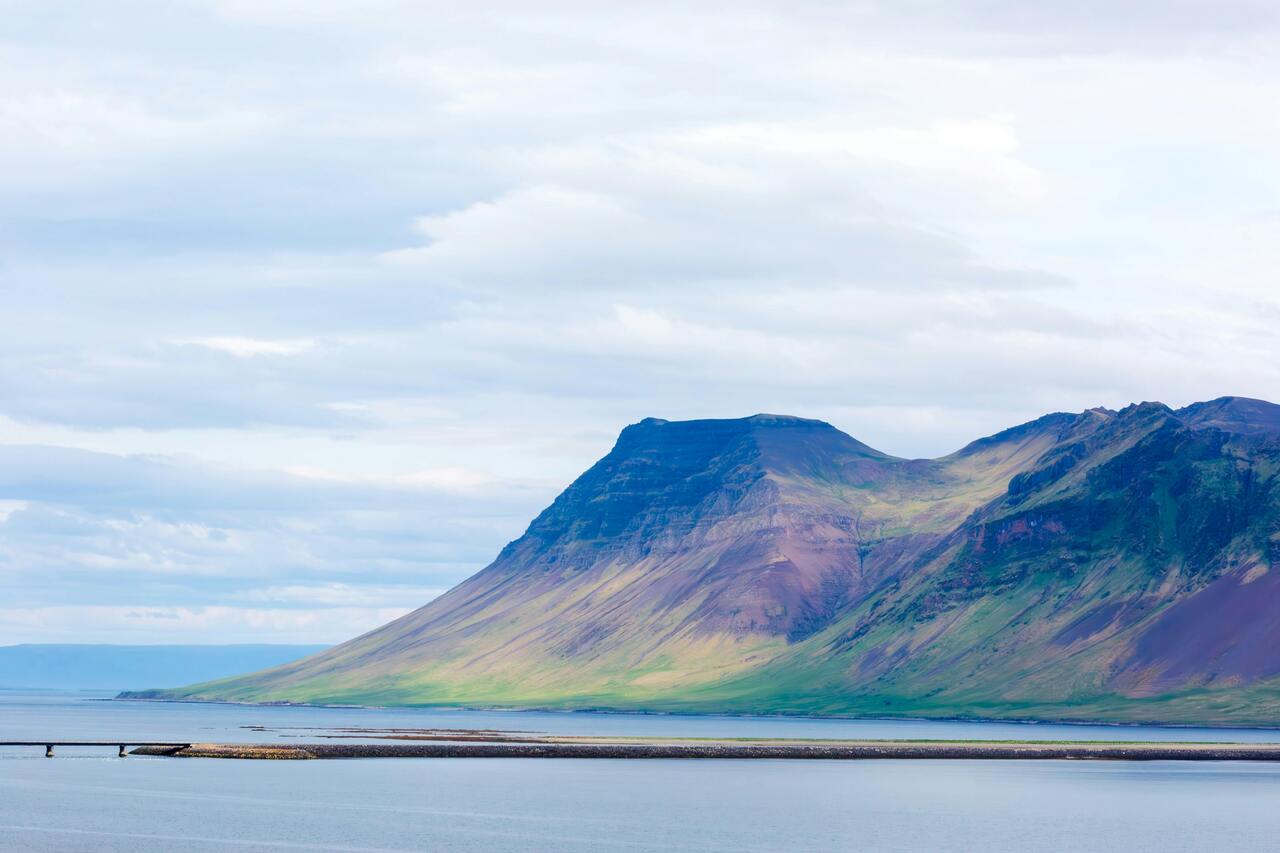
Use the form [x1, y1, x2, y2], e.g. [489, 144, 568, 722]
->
[6, 689, 1280, 745]
[3, 691, 1280, 851]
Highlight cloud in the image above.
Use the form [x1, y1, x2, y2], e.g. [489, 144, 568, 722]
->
[0, 444, 538, 641]
[202, 1, 1280, 56]
[0, 88, 274, 192]
[172, 337, 317, 358]
[241, 583, 446, 607]
[0, 605, 413, 644]
[668, 118, 1048, 206]
[1, 1, 1279, 642]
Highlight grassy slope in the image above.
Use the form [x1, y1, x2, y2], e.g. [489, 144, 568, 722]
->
[137, 405, 1280, 726]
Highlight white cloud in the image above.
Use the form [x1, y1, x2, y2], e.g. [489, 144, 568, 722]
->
[170, 337, 317, 358]
[241, 583, 445, 607]
[283, 463, 500, 492]
[383, 186, 650, 283]
[1, 1, 1279, 643]
[672, 118, 1048, 207]
[0, 605, 412, 644]
[0, 85, 274, 191]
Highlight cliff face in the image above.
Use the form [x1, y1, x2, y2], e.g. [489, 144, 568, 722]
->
[140, 398, 1280, 725]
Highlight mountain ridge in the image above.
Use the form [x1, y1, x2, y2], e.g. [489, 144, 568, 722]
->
[127, 396, 1280, 725]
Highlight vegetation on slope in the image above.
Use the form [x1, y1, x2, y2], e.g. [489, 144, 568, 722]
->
[128, 398, 1280, 726]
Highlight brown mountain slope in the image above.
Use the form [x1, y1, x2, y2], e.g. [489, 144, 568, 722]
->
[134, 398, 1280, 724]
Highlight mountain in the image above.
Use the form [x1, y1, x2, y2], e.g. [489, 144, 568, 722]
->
[128, 397, 1280, 725]
[1, 644, 328, 690]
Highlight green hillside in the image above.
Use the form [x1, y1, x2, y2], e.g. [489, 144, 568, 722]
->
[128, 398, 1280, 726]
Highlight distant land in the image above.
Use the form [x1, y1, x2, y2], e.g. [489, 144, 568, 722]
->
[2, 644, 327, 691]
[128, 397, 1280, 726]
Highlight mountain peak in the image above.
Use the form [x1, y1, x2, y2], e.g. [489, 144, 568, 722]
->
[1177, 396, 1280, 436]
[950, 411, 1079, 457]
[617, 413, 889, 464]
[743, 413, 834, 427]
[1116, 400, 1176, 419]
[626, 412, 836, 431]
[162, 397, 1280, 727]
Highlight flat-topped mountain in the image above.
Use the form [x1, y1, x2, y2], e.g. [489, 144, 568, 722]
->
[130, 397, 1280, 725]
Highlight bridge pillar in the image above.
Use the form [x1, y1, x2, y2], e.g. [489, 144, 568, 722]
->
[119, 744, 128, 757]
[45, 744, 53, 758]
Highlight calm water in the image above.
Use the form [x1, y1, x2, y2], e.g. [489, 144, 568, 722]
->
[3, 691, 1280, 851]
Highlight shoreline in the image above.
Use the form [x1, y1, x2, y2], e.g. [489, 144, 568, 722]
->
[110, 695, 1280, 733]
[130, 740, 1280, 761]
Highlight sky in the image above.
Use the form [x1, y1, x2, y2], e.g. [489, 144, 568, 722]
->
[2, 1, 1280, 644]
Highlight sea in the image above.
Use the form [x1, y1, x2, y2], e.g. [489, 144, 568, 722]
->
[3, 689, 1280, 851]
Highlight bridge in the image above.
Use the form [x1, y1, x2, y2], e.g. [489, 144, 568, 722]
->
[0, 741, 192, 757]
